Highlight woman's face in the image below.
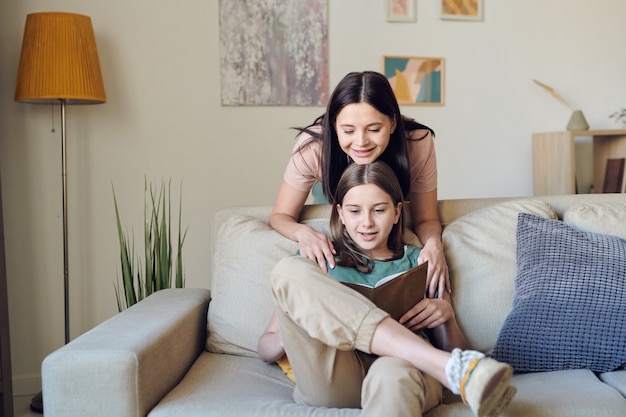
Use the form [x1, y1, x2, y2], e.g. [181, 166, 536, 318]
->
[336, 183, 402, 260]
[335, 102, 396, 165]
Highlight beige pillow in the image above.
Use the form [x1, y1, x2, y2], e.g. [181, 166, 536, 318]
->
[564, 202, 626, 240]
[206, 215, 298, 356]
[443, 199, 557, 354]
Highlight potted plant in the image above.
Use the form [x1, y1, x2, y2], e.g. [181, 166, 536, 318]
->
[112, 178, 187, 311]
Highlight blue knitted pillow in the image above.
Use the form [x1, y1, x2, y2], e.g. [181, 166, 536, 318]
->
[491, 213, 626, 373]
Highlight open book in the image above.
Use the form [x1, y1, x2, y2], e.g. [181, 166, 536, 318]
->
[342, 261, 428, 321]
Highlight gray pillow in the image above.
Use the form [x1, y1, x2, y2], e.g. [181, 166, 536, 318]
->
[491, 213, 626, 373]
[442, 199, 556, 354]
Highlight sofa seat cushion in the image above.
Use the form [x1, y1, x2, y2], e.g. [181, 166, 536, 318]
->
[492, 214, 626, 372]
[442, 199, 557, 354]
[149, 352, 359, 417]
[506, 370, 626, 416]
[424, 369, 626, 417]
[599, 368, 626, 399]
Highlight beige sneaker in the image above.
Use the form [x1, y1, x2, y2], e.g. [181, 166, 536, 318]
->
[446, 349, 516, 417]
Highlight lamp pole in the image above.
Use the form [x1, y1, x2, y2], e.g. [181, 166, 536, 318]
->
[61, 99, 70, 344]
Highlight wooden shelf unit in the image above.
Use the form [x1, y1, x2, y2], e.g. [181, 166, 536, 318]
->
[532, 130, 626, 195]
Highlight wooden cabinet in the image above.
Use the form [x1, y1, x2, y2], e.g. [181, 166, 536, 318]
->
[0, 171, 13, 417]
[532, 130, 626, 195]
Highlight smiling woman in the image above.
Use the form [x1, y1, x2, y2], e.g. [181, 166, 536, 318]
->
[269, 71, 448, 298]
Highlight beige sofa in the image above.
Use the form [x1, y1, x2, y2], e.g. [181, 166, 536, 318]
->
[42, 194, 626, 417]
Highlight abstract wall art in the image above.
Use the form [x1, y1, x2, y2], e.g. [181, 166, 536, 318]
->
[219, 0, 329, 106]
[386, 0, 417, 22]
[440, 0, 483, 21]
[383, 56, 445, 106]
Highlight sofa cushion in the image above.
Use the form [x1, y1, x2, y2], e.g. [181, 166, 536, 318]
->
[564, 202, 626, 240]
[491, 213, 626, 372]
[442, 199, 557, 354]
[207, 215, 298, 356]
[151, 352, 360, 417]
[426, 369, 626, 417]
[599, 368, 626, 399]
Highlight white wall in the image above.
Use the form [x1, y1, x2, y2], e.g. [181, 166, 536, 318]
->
[0, 0, 625, 396]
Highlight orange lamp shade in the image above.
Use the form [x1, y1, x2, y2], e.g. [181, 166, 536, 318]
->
[15, 12, 106, 104]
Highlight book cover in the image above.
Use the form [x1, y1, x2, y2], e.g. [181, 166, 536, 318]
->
[342, 261, 428, 321]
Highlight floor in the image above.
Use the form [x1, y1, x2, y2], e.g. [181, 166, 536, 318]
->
[12, 395, 42, 417]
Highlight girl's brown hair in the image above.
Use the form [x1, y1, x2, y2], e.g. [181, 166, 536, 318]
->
[330, 161, 405, 273]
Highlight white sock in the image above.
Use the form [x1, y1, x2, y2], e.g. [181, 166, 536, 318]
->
[445, 348, 485, 395]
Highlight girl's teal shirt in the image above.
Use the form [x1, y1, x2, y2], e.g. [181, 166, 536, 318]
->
[327, 245, 421, 287]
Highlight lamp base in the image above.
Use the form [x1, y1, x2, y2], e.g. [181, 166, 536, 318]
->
[30, 391, 43, 413]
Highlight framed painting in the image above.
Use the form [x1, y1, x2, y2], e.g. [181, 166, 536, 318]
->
[219, 0, 329, 106]
[386, 0, 416, 22]
[440, 0, 483, 21]
[383, 56, 445, 106]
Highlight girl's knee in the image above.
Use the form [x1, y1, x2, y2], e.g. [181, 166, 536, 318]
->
[362, 357, 442, 414]
[271, 256, 302, 287]
[366, 357, 422, 386]
[271, 255, 325, 289]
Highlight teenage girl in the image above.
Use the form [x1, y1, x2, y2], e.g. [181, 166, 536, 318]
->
[260, 161, 516, 417]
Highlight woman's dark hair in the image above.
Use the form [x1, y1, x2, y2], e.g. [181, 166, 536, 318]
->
[294, 71, 434, 202]
[330, 161, 405, 273]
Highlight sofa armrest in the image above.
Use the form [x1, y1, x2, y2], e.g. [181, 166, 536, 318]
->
[42, 288, 211, 417]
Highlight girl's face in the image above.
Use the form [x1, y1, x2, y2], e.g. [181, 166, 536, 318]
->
[336, 183, 402, 260]
[335, 102, 396, 165]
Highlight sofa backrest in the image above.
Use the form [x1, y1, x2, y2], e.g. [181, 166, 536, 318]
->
[206, 194, 626, 357]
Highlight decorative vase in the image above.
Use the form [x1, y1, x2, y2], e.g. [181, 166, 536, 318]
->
[566, 110, 589, 131]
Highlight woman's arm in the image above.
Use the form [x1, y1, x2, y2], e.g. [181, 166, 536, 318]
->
[409, 189, 449, 298]
[270, 180, 336, 271]
[257, 313, 286, 363]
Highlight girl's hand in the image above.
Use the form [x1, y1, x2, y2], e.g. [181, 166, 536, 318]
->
[295, 226, 336, 272]
[398, 293, 455, 332]
[417, 239, 450, 299]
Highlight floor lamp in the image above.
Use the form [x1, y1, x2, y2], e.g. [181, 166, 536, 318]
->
[14, 11, 106, 413]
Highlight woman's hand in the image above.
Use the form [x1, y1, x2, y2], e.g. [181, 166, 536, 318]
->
[398, 293, 455, 333]
[418, 239, 450, 299]
[295, 226, 336, 272]
[408, 189, 450, 299]
[270, 181, 337, 271]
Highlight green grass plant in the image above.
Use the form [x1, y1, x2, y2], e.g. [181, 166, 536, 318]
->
[113, 178, 187, 311]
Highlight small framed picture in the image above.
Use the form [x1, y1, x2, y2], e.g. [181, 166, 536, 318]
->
[440, 0, 483, 21]
[386, 0, 417, 23]
[383, 56, 445, 106]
